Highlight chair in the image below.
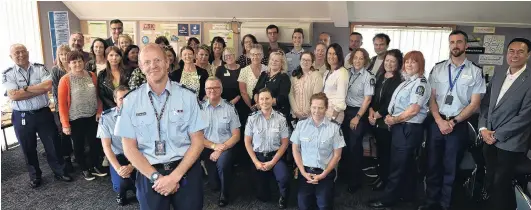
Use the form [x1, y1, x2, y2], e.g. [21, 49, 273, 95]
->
[460, 122, 485, 200]
[515, 184, 531, 210]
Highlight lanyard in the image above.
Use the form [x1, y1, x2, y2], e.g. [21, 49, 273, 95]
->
[323, 70, 333, 91]
[348, 70, 362, 90]
[148, 92, 170, 141]
[19, 68, 31, 86]
[390, 80, 414, 114]
[447, 65, 465, 94]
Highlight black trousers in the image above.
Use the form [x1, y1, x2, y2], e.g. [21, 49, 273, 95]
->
[341, 106, 369, 187]
[483, 144, 525, 210]
[52, 111, 73, 158]
[70, 115, 100, 171]
[373, 125, 392, 185]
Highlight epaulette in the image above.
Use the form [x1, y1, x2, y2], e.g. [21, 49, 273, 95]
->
[434, 60, 447, 66]
[420, 77, 427, 83]
[331, 119, 341, 125]
[33, 63, 44, 67]
[123, 86, 139, 99]
[366, 69, 374, 75]
[249, 110, 260, 116]
[471, 61, 482, 69]
[223, 99, 235, 108]
[102, 108, 114, 115]
[2, 67, 13, 74]
[177, 83, 197, 94]
[273, 109, 285, 118]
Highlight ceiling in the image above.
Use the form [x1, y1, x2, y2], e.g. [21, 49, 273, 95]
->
[63, 1, 531, 27]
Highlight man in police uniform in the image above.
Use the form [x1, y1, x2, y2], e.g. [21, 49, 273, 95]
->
[344, 32, 363, 69]
[97, 85, 136, 206]
[342, 55, 375, 193]
[421, 30, 486, 210]
[2, 44, 72, 188]
[201, 77, 241, 207]
[115, 43, 207, 210]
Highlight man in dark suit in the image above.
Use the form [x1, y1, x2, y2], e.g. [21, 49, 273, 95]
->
[105, 19, 123, 46]
[479, 37, 531, 210]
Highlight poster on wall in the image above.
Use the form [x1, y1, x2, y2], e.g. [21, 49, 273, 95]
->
[178, 24, 189, 36]
[482, 65, 495, 76]
[190, 24, 200, 35]
[478, 54, 504, 66]
[84, 21, 107, 52]
[139, 21, 201, 54]
[48, 11, 70, 60]
[209, 28, 234, 49]
[483, 35, 505, 54]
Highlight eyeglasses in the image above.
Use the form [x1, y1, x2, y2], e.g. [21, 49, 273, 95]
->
[301, 59, 312, 63]
[206, 86, 221, 91]
[250, 53, 262, 57]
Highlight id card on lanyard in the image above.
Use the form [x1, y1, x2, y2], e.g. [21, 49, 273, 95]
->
[444, 65, 465, 106]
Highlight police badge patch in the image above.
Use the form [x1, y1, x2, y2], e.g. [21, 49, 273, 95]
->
[415, 86, 425, 96]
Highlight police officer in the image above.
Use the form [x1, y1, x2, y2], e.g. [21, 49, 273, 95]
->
[245, 88, 291, 209]
[420, 30, 486, 210]
[97, 85, 136, 206]
[2, 44, 72, 188]
[115, 44, 207, 210]
[369, 51, 431, 209]
[341, 48, 375, 193]
[291, 92, 345, 210]
[201, 76, 241, 207]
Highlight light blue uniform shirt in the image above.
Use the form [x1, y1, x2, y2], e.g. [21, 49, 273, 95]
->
[285, 48, 304, 76]
[429, 59, 486, 117]
[346, 68, 375, 107]
[114, 80, 207, 165]
[2, 63, 51, 111]
[201, 99, 241, 144]
[290, 117, 346, 170]
[97, 107, 124, 154]
[388, 75, 431, 124]
[245, 110, 290, 153]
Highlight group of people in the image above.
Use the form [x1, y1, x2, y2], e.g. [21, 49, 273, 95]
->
[3, 17, 531, 210]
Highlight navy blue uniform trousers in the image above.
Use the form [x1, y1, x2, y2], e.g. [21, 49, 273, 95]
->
[254, 151, 290, 200]
[381, 123, 424, 203]
[201, 148, 233, 195]
[298, 167, 336, 210]
[341, 106, 369, 187]
[12, 107, 64, 180]
[136, 160, 203, 210]
[109, 154, 136, 193]
[425, 120, 468, 208]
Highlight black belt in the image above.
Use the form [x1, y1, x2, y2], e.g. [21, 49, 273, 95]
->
[439, 113, 456, 121]
[346, 106, 360, 110]
[304, 166, 324, 173]
[255, 151, 277, 158]
[153, 159, 182, 171]
[15, 107, 49, 114]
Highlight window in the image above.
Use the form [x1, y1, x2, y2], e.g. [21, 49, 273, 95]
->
[353, 25, 453, 77]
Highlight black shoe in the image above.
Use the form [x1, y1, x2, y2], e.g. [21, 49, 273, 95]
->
[116, 193, 127, 206]
[278, 196, 287, 209]
[82, 170, 95, 181]
[418, 203, 441, 210]
[372, 180, 385, 191]
[218, 193, 228, 207]
[91, 167, 108, 177]
[54, 174, 73, 182]
[369, 177, 382, 186]
[29, 179, 42, 188]
[368, 201, 394, 209]
[347, 185, 361, 194]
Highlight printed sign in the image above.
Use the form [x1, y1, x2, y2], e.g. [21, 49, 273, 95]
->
[478, 55, 504, 66]
[178, 24, 189, 36]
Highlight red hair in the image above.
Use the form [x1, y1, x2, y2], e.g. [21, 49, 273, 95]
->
[402, 51, 425, 76]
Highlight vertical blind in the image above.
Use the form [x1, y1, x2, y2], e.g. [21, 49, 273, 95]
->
[354, 25, 453, 77]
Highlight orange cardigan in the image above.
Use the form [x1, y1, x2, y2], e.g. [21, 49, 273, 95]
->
[58, 71, 103, 128]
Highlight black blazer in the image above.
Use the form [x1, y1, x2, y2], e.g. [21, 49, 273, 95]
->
[105, 37, 114, 47]
[253, 72, 291, 118]
[370, 73, 403, 127]
[97, 68, 131, 110]
[169, 66, 209, 100]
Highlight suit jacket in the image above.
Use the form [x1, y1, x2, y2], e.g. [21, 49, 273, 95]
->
[478, 67, 531, 152]
[105, 37, 114, 46]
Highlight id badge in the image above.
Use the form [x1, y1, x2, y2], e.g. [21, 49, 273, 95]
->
[21, 113, 26, 126]
[155, 141, 166, 156]
[444, 95, 454, 105]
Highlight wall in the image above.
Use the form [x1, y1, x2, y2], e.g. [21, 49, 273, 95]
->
[458, 25, 531, 78]
[312, 22, 351, 55]
[38, 1, 81, 68]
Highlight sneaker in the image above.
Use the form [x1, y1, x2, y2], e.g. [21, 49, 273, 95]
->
[82, 170, 95, 181]
[91, 167, 108, 177]
[102, 157, 109, 167]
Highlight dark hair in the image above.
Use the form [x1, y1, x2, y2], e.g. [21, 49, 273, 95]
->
[187, 37, 200, 46]
[325, 43, 344, 70]
[90, 38, 109, 60]
[350, 32, 363, 39]
[508, 38, 531, 53]
[292, 52, 316, 79]
[163, 45, 178, 68]
[449, 30, 469, 43]
[348, 48, 371, 68]
[122, 45, 139, 67]
[155, 36, 170, 46]
[110, 19, 123, 26]
[104, 46, 126, 84]
[180, 46, 195, 55]
[373, 33, 391, 46]
[292, 28, 304, 39]
[375, 49, 403, 79]
[113, 85, 130, 98]
[241, 34, 258, 54]
[66, 50, 85, 63]
[266, 24, 279, 33]
[209, 36, 226, 63]
[310, 92, 329, 109]
[258, 87, 272, 96]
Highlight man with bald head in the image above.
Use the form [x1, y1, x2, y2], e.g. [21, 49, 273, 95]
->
[318, 32, 331, 47]
[69, 32, 90, 61]
[2, 44, 72, 188]
[115, 43, 207, 209]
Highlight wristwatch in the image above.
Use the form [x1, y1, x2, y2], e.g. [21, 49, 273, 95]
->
[23, 86, 28, 92]
[452, 119, 458, 124]
[211, 143, 216, 150]
[355, 114, 362, 118]
[150, 172, 161, 183]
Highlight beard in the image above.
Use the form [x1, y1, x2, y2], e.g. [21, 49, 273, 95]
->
[451, 48, 465, 57]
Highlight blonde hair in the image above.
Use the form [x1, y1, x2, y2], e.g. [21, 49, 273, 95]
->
[267, 51, 288, 73]
[55, 44, 71, 71]
[222, 47, 237, 62]
[118, 34, 133, 48]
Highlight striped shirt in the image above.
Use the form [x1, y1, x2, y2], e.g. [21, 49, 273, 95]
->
[69, 73, 98, 121]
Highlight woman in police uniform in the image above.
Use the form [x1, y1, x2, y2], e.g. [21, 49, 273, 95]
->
[291, 92, 345, 210]
[244, 88, 291, 209]
[368, 51, 431, 209]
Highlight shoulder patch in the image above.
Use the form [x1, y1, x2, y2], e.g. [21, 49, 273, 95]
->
[102, 108, 114, 115]
[370, 78, 375, 86]
[415, 86, 425, 96]
[2, 67, 13, 74]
